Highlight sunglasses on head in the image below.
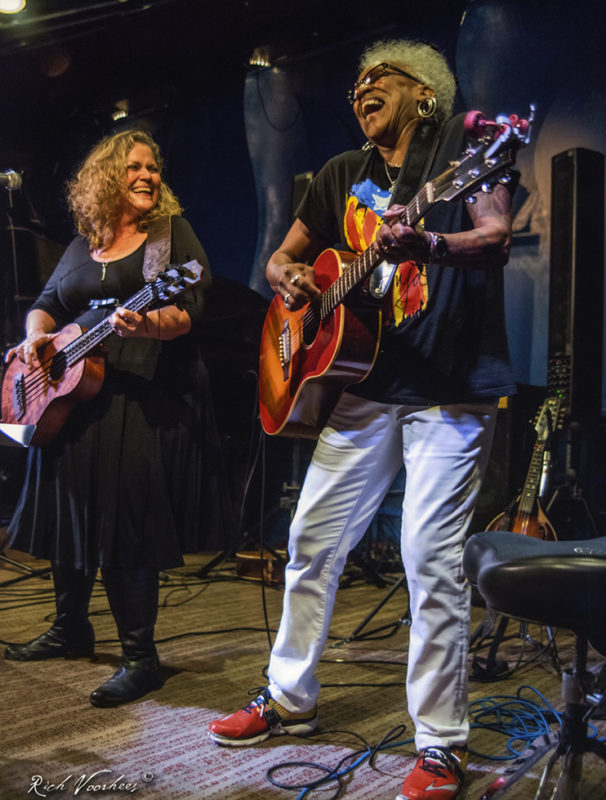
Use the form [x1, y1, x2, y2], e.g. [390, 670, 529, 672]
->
[347, 63, 422, 105]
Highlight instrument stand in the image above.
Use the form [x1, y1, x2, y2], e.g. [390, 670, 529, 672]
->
[0, 554, 51, 587]
[331, 572, 411, 646]
[0, 423, 50, 584]
[196, 434, 306, 581]
[546, 474, 600, 540]
[478, 636, 606, 800]
[470, 609, 562, 680]
[340, 539, 390, 589]
[196, 524, 285, 579]
[545, 421, 600, 540]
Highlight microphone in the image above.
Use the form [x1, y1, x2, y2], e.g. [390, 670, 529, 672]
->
[0, 170, 22, 191]
[538, 449, 551, 500]
[538, 408, 553, 500]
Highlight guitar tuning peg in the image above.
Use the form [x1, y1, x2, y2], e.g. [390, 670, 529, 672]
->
[465, 195, 477, 204]
[498, 172, 512, 184]
[481, 182, 493, 193]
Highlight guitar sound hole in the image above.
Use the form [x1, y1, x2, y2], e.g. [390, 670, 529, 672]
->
[49, 352, 67, 381]
[302, 306, 320, 347]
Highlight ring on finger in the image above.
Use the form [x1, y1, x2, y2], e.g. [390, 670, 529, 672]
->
[284, 292, 292, 308]
[291, 273, 300, 285]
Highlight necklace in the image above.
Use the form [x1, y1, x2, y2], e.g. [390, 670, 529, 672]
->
[384, 161, 401, 193]
[100, 261, 109, 281]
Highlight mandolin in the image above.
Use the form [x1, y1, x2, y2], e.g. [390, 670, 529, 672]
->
[487, 396, 562, 540]
[1, 260, 203, 446]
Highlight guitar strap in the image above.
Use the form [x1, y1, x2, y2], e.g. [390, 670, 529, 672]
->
[142, 215, 172, 281]
[390, 120, 444, 207]
[369, 121, 443, 299]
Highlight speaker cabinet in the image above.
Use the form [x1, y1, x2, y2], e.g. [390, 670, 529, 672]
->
[548, 148, 604, 426]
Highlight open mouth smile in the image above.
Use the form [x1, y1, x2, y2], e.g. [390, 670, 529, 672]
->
[361, 96, 385, 118]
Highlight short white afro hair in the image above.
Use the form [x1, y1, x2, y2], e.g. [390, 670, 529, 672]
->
[359, 39, 456, 123]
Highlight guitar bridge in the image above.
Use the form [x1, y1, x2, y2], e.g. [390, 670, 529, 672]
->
[11, 373, 26, 421]
[279, 319, 291, 381]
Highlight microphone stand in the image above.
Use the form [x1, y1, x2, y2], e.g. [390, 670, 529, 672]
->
[2, 177, 24, 348]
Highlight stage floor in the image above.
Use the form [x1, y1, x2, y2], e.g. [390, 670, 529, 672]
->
[1, 545, 605, 799]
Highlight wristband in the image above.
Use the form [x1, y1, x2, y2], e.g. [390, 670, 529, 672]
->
[426, 231, 449, 262]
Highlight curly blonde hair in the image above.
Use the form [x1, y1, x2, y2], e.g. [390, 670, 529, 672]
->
[359, 40, 456, 124]
[66, 129, 183, 250]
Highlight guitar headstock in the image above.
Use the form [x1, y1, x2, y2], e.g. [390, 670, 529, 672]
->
[534, 395, 563, 441]
[152, 259, 203, 300]
[432, 105, 535, 205]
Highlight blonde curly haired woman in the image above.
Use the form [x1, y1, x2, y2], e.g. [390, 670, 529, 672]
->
[4, 130, 227, 707]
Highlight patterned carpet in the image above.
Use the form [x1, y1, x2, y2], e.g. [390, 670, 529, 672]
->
[1, 548, 605, 799]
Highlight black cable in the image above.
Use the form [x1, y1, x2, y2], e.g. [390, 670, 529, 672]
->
[257, 432, 276, 655]
[266, 725, 410, 799]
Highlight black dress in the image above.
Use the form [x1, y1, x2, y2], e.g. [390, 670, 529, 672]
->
[8, 216, 229, 572]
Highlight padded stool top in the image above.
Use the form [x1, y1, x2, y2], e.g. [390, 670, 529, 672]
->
[463, 531, 606, 652]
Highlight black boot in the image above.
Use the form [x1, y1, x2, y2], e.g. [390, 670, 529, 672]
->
[90, 567, 164, 708]
[89, 653, 164, 708]
[5, 565, 96, 661]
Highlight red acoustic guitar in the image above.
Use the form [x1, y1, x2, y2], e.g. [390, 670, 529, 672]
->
[1, 260, 203, 446]
[487, 396, 561, 540]
[259, 111, 532, 437]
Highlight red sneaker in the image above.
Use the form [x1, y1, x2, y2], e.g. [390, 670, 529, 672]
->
[397, 746, 467, 800]
[208, 688, 318, 747]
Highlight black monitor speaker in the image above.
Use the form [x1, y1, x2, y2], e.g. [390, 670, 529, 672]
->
[548, 147, 604, 426]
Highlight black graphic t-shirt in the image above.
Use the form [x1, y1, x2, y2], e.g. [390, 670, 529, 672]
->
[296, 113, 517, 405]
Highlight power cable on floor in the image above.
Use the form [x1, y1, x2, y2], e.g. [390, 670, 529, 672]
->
[265, 684, 606, 797]
[267, 724, 410, 799]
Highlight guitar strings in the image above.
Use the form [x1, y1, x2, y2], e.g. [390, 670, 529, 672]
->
[286, 169, 456, 352]
[9, 262, 203, 418]
[11, 284, 158, 411]
[281, 154, 510, 378]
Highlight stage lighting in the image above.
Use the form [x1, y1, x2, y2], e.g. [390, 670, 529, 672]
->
[0, 0, 26, 13]
[249, 47, 272, 68]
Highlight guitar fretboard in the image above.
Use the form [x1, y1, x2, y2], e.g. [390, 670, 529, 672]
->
[319, 167, 458, 319]
[518, 442, 545, 515]
[62, 283, 161, 367]
[517, 396, 561, 515]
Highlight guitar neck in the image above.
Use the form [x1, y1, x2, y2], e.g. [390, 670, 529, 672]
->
[517, 395, 561, 515]
[518, 441, 545, 514]
[320, 169, 454, 318]
[62, 283, 156, 367]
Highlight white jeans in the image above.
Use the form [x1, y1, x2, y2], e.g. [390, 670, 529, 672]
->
[267, 391, 497, 750]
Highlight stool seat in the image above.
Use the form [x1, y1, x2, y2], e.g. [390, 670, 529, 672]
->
[463, 531, 606, 654]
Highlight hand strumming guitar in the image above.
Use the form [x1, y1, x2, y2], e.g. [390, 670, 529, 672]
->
[373, 205, 432, 264]
[266, 261, 321, 311]
[266, 218, 323, 311]
[4, 309, 57, 370]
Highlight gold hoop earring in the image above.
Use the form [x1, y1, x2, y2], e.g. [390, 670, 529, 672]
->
[417, 96, 437, 119]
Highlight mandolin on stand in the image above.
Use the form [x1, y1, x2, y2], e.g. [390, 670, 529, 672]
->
[487, 396, 561, 541]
